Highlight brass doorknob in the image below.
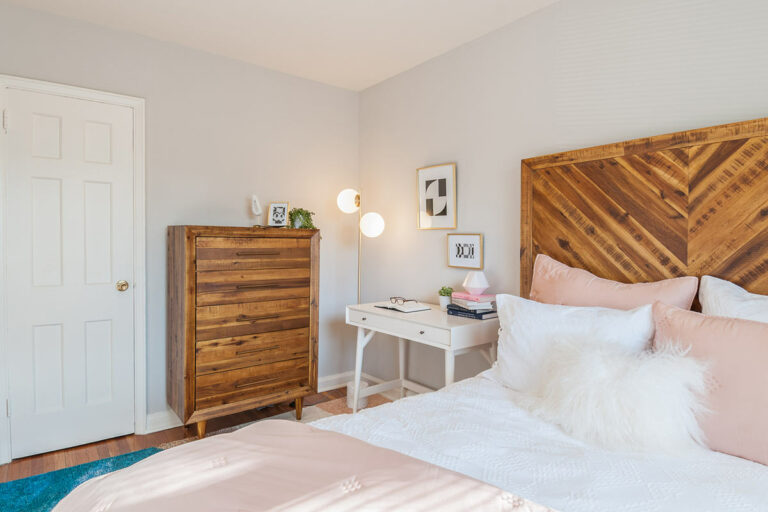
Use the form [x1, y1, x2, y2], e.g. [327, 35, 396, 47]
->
[116, 280, 129, 292]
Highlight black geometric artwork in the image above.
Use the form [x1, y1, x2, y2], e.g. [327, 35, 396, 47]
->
[425, 178, 447, 216]
[455, 243, 475, 259]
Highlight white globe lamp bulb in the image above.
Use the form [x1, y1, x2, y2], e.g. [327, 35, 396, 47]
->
[336, 188, 360, 214]
[360, 212, 385, 238]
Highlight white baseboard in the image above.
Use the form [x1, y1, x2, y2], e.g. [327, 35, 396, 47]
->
[359, 372, 411, 401]
[318, 370, 392, 394]
[318, 370, 403, 399]
[317, 370, 355, 392]
[142, 372, 401, 435]
[145, 406, 183, 434]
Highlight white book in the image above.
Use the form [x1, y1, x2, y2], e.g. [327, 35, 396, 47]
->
[451, 298, 495, 310]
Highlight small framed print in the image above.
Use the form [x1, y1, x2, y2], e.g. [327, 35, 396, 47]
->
[267, 201, 290, 227]
[447, 233, 483, 269]
[417, 163, 456, 229]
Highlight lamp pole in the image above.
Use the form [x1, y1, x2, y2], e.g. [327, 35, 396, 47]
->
[357, 191, 362, 304]
[337, 187, 381, 305]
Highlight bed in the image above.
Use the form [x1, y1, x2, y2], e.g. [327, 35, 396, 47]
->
[57, 117, 768, 511]
[57, 372, 768, 511]
[313, 371, 768, 511]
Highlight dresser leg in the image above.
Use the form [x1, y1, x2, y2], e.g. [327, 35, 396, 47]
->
[295, 397, 303, 420]
[196, 420, 207, 439]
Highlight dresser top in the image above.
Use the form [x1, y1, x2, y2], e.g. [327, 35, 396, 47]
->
[347, 302, 498, 330]
[169, 225, 319, 238]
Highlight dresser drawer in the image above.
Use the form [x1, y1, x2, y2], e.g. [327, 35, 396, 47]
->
[196, 237, 310, 271]
[348, 309, 450, 346]
[196, 268, 310, 306]
[195, 328, 309, 376]
[195, 357, 309, 410]
[196, 298, 310, 342]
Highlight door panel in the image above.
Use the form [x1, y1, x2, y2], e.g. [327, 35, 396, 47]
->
[5, 88, 135, 458]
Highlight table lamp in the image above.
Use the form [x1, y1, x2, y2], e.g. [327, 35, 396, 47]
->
[463, 271, 489, 295]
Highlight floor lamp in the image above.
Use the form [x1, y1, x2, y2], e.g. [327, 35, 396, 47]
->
[337, 188, 385, 304]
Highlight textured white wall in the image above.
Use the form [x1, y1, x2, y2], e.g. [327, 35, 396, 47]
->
[0, 2, 360, 416]
[4, 0, 768, 417]
[358, 0, 768, 388]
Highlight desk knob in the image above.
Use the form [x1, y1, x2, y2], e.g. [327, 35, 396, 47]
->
[419, 330, 425, 335]
[361, 317, 367, 321]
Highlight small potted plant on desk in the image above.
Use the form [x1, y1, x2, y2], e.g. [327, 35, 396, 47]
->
[438, 286, 453, 311]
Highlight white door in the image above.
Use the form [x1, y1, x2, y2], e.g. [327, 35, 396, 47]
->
[4, 88, 135, 457]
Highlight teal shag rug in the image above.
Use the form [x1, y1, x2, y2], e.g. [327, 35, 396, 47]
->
[0, 447, 161, 512]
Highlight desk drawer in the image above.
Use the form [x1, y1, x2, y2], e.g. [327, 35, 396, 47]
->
[348, 309, 449, 346]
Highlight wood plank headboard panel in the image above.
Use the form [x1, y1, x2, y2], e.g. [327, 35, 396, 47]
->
[520, 118, 768, 298]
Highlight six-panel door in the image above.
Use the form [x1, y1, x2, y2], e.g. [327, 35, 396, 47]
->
[5, 88, 135, 457]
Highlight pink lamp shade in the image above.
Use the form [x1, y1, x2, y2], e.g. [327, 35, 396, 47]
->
[463, 271, 489, 295]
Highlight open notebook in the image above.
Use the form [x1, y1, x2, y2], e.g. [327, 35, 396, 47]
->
[374, 301, 430, 313]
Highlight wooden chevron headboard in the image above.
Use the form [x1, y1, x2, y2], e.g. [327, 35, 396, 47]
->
[520, 118, 768, 298]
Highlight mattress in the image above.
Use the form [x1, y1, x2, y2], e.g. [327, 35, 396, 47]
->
[312, 370, 768, 512]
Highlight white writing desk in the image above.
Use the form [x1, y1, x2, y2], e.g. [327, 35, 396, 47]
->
[346, 302, 500, 413]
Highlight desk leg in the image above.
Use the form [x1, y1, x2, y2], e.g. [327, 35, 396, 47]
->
[445, 350, 455, 387]
[398, 338, 406, 398]
[353, 327, 374, 413]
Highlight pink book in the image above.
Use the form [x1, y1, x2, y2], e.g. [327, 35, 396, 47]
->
[451, 291, 495, 302]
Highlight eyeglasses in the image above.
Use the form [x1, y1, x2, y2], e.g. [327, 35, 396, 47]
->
[390, 296, 416, 305]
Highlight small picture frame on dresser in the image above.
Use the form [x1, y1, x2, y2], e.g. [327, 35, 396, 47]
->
[447, 233, 483, 269]
[267, 201, 290, 227]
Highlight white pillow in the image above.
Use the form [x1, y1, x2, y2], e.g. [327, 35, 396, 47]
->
[699, 276, 768, 324]
[494, 295, 654, 392]
[528, 341, 708, 453]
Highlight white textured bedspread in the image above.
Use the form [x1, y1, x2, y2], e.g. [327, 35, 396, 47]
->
[312, 371, 768, 512]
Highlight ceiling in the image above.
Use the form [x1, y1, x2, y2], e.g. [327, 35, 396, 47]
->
[7, 0, 557, 90]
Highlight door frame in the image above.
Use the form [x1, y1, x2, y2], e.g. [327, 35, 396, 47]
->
[0, 74, 147, 464]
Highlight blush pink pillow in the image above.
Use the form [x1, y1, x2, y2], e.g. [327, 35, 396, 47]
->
[530, 254, 698, 310]
[653, 301, 768, 466]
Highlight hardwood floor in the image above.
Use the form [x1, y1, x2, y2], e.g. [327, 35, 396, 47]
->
[0, 388, 345, 484]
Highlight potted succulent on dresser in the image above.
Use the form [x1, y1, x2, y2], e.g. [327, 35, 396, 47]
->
[438, 286, 453, 311]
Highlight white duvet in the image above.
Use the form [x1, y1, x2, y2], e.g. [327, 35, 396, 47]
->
[312, 370, 768, 512]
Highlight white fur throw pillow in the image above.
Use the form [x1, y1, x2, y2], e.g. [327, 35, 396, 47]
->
[528, 341, 708, 453]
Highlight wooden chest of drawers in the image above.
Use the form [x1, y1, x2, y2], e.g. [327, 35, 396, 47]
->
[167, 226, 319, 437]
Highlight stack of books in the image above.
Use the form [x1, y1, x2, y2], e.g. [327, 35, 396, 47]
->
[446, 291, 497, 320]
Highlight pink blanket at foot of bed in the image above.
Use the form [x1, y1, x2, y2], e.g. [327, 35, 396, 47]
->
[55, 419, 553, 511]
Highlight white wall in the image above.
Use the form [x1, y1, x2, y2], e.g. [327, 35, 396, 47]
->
[4, 0, 768, 422]
[358, 0, 768, 388]
[0, 2, 360, 418]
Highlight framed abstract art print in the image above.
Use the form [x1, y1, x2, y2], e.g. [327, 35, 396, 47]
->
[417, 163, 456, 229]
[447, 233, 483, 269]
